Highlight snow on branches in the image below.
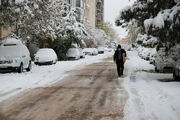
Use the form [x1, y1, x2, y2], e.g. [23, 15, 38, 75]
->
[0, 0, 87, 44]
[116, 0, 180, 44]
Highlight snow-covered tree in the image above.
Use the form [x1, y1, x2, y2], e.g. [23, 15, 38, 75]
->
[127, 20, 142, 44]
[84, 24, 110, 47]
[102, 22, 118, 42]
[0, 0, 89, 60]
[116, 0, 180, 46]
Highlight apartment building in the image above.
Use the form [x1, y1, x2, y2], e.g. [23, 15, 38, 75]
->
[66, 0, 85, 23]
[84, 0, 96, 28]
[84, 0, 104, 28]
[66, 0, 104, 29]
[96, 0, 104, 28]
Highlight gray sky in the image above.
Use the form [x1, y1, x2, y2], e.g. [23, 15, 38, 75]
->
[104, 0, 135, 38]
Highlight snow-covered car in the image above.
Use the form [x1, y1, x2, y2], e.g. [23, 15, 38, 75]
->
[97, 46, 105, 54]
[155, 47, 179, 73]
[173, 60, 180, 80]
[34, 48, 57, 65]
[83, 48, 98, 55]
[155, 57, 175, 72]
[78, 48, 85, 58]
[104, 47, 113, 52]
[0, 38, 31, 73]
[66, 48, 81, 60]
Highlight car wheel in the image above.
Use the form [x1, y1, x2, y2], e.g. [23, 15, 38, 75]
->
[18, 63, 23, 73]
[26, 61, 32, 72]
[54, 60, 57, 64]
[50, 61, 53, 65]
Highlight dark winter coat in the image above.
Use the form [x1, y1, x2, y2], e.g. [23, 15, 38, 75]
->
[113, 49, 126, 63]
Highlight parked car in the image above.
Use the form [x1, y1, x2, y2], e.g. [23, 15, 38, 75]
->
[66, 48, 81, 60]
[83, 48, 98, 55]
[173, 60, 180, 80]
[34, 48, 57, 65]
[104, 47, 113, 52]
[155, 47, 179, 73]
[155, 56, 175, 72]
[0, 38, 31, 73]
[97, 46, 105, 54]
[78, 48, 85, 58]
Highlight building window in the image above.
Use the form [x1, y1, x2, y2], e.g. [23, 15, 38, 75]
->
[67, 0, 70, 4]
[76, 0, 80, 7]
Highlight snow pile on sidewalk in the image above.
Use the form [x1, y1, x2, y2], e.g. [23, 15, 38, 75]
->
[0, 52, 113, 102]
[123, 51, 180, 120]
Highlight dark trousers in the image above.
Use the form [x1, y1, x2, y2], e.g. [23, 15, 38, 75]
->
[116, 60, 124, 77]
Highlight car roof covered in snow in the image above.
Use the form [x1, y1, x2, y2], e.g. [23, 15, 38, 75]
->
[1, 38, 23, 46]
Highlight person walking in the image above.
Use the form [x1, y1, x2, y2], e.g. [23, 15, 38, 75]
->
[113, 45, 126, 77]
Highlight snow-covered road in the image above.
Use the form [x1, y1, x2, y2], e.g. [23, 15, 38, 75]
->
[123, 51, 180, 120]
[0, 52, 113, 102]
[1, 49, 180, 120]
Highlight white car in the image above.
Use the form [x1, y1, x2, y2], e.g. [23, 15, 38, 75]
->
[104, 47, 113, 52]
[155, 57, 175, 72]
[66, 48, 81, 60]
[34, 48, 58, 65]
[97, 46, 105, 54]
[0, 38, 31, 73]
[83, 48, 98, 55]
[155, 47, 179, 73]
[78, 48, 85, 58]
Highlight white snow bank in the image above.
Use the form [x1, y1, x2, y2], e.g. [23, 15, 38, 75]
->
[123, 50, 180, 120]
[0, 52, 113, 102]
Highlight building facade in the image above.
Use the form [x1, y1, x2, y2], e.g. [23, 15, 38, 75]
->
[66, 0, 85, 23]
[67, 0, 104, 29]
[84, 0, 96, 28]
[95, 0, 104, 28]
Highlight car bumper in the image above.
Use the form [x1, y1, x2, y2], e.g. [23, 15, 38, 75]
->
[157, 63, 174, 73]
[0, 67, 19, 72]
[35, 61, 53, 65]
[67, 57, 79, 60]
[98, 51, 104, 54]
